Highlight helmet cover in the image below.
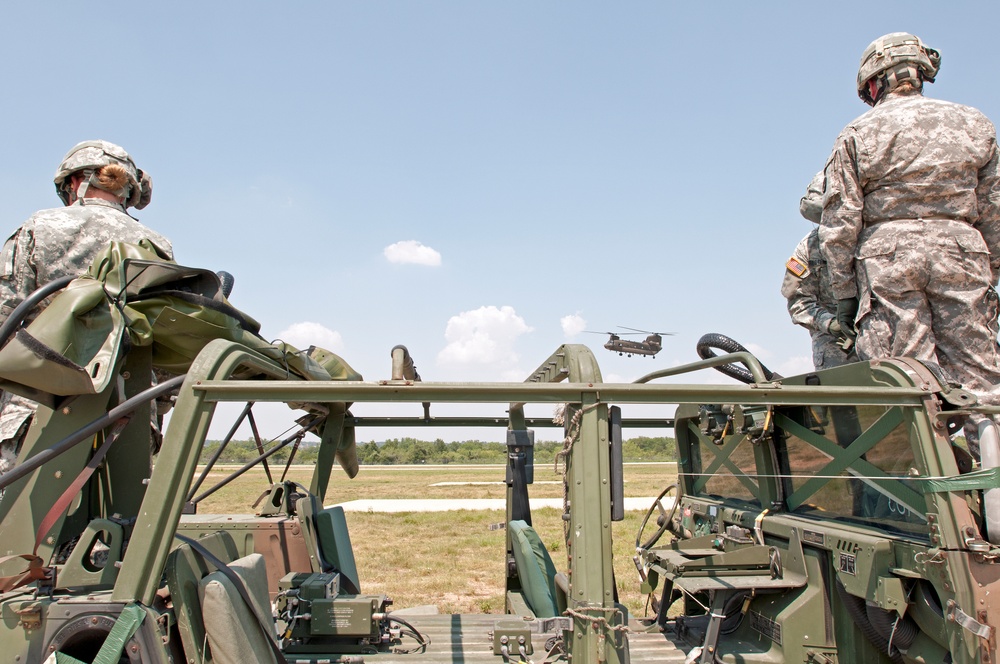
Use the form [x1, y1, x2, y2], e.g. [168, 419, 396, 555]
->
[53, 140, 150, 209]
[856, 32, 940, 105]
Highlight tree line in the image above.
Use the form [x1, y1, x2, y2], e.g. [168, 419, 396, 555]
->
[200, 436, 676, 465]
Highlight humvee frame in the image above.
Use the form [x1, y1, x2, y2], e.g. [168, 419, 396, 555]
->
[1, 327, 998, 664]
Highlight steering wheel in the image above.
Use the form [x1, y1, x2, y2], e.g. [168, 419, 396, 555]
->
[635, 484, 680, 550]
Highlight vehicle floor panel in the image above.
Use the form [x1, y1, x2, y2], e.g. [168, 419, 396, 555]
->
[285, 614, 687, 663]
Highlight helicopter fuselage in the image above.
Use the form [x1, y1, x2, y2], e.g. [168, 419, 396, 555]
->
[604, 335, 661, 357]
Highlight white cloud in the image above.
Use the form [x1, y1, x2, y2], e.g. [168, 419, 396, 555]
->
[743, 342, 773, 361]
[383, 240, 442, 266]
[560, 313, 587, 338]
[275, 321, 344, 352]
[775, 356, 813, 378]
[437, 306, 533, 366]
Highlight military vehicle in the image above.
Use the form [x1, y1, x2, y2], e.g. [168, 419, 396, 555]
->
[0, 244, 998, 663]
[586, 327, 672, 358]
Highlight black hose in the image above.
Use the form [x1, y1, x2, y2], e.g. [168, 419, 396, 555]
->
[866, 601, 919, 651]
[0, 375, 186, 491]
[835, 577, 904, 663]
[696, 333, 779, 384]
[0, 275, 75, 350]
[217, 271, 235, 298]
[719, 590, 751, 635]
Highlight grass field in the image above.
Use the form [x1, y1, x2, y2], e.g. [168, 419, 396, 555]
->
[195, 462, 677, 617]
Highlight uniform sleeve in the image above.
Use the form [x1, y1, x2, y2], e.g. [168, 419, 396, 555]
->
[820, 129, 866, 300]
[781, 233, 833, 334]
[0, 221, 38, 326]
[799, 171, 825, 223]
[973, 120, 1000, 276]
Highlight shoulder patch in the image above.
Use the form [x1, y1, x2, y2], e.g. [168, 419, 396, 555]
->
[785, 256, 808, 278]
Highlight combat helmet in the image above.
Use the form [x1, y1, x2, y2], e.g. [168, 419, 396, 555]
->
[857, 32, 940, 106]
[53, 140, 152, 209]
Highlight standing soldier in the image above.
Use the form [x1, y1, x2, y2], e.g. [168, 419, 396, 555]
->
[0, 140, 173, 479]
[821, 33, 1000, 400]
[782, 171, 856, 370]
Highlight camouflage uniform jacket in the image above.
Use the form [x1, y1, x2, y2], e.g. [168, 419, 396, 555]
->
[0, 198, 173, 325]
[820, 88, 1000, 299]
[0, 198, 172, 441]
[781, 228, 853, 369]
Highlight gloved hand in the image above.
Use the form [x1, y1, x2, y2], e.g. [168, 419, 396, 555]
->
[829, 315, 854, 353]
[836, 298, 859, 340]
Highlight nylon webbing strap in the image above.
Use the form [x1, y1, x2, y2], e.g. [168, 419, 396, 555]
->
[173, 534, 288, 664]
[92, 603, 145, 664]
[0, 553, 48, 593]
[33, 416, 131, 556]
[917, 466, 1000, 493]
[509, 452, 532, 526]
[0, 417, 131, 595]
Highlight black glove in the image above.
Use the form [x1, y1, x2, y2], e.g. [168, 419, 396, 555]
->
[836, 298, 859, 340]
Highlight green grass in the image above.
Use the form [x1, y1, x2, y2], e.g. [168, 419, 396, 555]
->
[195, 462, 676, 618]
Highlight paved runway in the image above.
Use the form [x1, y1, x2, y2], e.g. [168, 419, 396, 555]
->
[333, 496, 663, 512]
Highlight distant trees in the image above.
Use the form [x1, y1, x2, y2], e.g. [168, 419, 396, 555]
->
[199, 436, 675, 465]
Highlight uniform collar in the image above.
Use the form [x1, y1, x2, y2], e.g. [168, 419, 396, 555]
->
[877, 88, 923, 107]
[71, 197, 126, 213]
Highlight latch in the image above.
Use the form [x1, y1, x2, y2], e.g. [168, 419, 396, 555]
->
[948, 600, 992, 640]
[15, 603, 42, 631]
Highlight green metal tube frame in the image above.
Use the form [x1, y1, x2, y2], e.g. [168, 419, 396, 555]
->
[107, 338, 989, 664]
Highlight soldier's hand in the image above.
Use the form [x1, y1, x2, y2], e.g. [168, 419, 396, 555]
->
[837, 335, 855, 353]
[836, 298, 859, 340]
[830, 318, 854, 353]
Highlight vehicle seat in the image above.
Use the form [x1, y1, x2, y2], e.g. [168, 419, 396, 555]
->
[508, 519, 565, 618]
[296, 495, 361, 593]
[199, 553, 278, 664]
[165, 531, 278, 664]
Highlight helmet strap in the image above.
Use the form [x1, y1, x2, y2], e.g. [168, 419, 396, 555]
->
[59, 182, 75, 206]
[75, 169, 95, 202]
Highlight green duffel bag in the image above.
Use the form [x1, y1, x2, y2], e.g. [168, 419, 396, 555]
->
[0, 241, 359, 399]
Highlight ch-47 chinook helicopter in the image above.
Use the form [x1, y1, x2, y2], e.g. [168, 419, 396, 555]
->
[2, 244, 1000, 664]
[587, 326, 673, 357]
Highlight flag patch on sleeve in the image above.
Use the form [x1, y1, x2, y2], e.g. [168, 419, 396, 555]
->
[785, 257, 808, 278]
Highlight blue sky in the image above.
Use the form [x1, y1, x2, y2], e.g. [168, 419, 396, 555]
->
[2, 3, 998, 442]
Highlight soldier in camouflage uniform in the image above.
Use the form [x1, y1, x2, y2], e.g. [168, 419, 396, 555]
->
[0, 141, 173, 478]
[821, 33, 1000, 401]
[782, 171, 856, 370]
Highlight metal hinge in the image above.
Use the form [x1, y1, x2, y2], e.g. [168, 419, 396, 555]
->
[537, 617, 573, 634]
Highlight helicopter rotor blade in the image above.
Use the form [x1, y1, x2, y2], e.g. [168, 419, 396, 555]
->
[618, 325, 675, 336]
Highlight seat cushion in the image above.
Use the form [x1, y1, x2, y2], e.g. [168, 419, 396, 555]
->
[509, 520, 560, 618]
[198, 553, 278, 664]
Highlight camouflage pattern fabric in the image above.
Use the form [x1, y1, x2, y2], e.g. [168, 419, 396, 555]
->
[0, 392, 32, 476]
[0, 199, 172, 480]
[799, 171, 825, 223]
[0, 199, 172, 324]
[781, 228, 855, 370]
[853, 219, 1000, 391]
[821, 87, 1000, 300]
[820, 87, 1000, 394]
